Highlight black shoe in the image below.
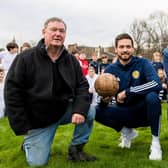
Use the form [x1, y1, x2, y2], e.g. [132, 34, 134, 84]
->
[68, 144, 96, 162]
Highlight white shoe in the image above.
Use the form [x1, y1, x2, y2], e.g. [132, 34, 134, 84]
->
[118, 130, 138, 148]
[149, 143, 162, 160]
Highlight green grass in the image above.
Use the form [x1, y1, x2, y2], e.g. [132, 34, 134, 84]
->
[0, 103, 168, 168]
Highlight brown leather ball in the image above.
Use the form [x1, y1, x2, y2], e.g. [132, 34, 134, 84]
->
[94, 73, 119, 97]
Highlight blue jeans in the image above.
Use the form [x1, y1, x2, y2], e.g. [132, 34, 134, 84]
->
[23, 103, 95, 166]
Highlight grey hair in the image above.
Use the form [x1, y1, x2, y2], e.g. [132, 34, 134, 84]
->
[44, 17, 67, 30]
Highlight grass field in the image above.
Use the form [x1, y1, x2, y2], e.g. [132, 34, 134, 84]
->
[0, 103, 168, 168]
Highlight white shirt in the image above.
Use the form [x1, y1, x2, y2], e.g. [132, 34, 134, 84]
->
[86, 74, 98, 105]
[0, 82, 4, 118]
[0, 51, 17, 71]
[0, 51, 17, 115]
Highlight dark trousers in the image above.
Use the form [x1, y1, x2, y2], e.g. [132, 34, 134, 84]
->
[95, 92, 161, 136]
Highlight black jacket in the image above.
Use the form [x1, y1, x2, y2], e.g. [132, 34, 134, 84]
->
[4, 39, 90, 135]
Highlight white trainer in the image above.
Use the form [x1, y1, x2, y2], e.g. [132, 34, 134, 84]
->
[118, 130, 138, 148]
[149, 144, 162, 161]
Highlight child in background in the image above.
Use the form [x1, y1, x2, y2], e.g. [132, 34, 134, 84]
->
[89, 52, 99, 74]
[99, 54, 109, 74]
[151, 52, 164, 72]
[79, 52, 89, 76]
[86, 66, 98, 105]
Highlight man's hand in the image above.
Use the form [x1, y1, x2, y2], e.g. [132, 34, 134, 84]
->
[117, 90, 126, 103]
[162, 83, 167, 89]
[72, 113, 85, 124]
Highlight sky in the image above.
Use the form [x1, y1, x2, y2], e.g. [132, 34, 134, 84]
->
[0, 0, 168, 48]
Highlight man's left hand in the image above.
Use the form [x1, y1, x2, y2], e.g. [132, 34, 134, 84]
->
[72, 113, 85, 124]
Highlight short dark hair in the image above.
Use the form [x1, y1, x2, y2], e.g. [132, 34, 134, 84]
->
[44, 17, 67, 30]
[115, 33, 134, 47]
[22, 42, 31, 48]
[6, 42, 19, 51]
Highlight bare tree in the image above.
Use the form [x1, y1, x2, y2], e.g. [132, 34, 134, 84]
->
[141, 11, 168, 52]
[149, 11, 168, 49]
[129, 19, 146, 55]
[142, 21, 159, 50]
[129, 11, 168, 58]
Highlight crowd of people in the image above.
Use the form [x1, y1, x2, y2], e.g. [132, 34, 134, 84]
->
[0, 17, 168, 166]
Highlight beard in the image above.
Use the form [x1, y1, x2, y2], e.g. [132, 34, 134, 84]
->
[118, 53, 132, 62]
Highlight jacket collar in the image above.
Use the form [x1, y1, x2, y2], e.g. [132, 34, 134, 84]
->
[36, 39, 68, 62]
[116, 56, 136, 70]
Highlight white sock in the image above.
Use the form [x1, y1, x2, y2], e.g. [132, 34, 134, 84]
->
[121, 127, 132, 135]
[152, 135, 160, 147]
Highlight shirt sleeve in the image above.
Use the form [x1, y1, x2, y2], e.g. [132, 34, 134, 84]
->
[126, 59, 162, 96]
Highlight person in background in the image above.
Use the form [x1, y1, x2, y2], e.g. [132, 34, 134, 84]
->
[0, 42, 19, 77]
[72, 50, 80, 61]
[79, 52, 89, 76]
[96, 33, 162, 160]
[0, 42, 19, 117]
[157, 68, 167, 101]
[86, 66, 98, 105]
[151, 51, 164, 72]
[71, 50, 82, 67]
[89, 52, 99, 74]
[99, 54, 109, 74]
[4, 17, 96, 166]
[20, 42, 31, 52]
[0, 64, 4, 118]
[162, 48, 168, 87]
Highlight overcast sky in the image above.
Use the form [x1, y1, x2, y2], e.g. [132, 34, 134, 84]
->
[0, 0, 168, 48]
